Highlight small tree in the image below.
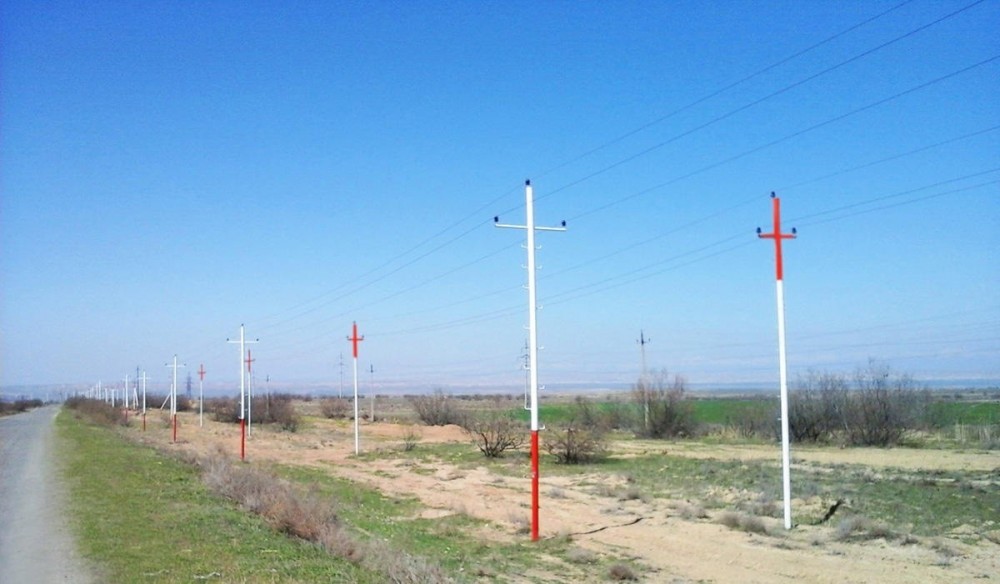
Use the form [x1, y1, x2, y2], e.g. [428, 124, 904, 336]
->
[632, 370, 697, 439]
[408, 388, 464, 426]
[546, 398, 608, 463]
[461, 407, 524, 458]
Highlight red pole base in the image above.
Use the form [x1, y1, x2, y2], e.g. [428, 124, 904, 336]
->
[531, 429, 539, 541]
[240, 418, 246, 461]
[172, 414, 178, 443]
[142, 413, 146, 432]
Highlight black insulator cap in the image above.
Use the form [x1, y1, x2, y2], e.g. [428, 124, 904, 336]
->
[494, 216, 499, 223]
[561, 220, 566, 227]
[756, 227, 762, 234]
[791, 227, 797, 235]
[525, 179, 531, 186]
[770, 191, 776, 198]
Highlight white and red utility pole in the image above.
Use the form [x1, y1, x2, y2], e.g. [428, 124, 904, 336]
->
[347, 322, 364, 455]
[165, 356, 185, 444]
[228, 325, 258, 461]
[198, 364, 207, 428]
[757, 191, 797, 530]
[495, 179, 566, 542]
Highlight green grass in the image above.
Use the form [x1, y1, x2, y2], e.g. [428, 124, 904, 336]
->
[57, 410, 383, 583]
[928, 400, 1000, 426]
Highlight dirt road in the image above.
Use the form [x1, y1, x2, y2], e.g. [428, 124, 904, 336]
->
[0, 406, 93, 583]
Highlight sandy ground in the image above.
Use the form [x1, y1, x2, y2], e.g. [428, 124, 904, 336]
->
[133, 408, 999, 583]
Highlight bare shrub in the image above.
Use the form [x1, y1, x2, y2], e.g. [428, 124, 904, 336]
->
[608, 563, 638, 581]
[789, 370, 849, 443]
[842, 361, 929, 447]
[320, 397, 351, 419]
[632, 370, 698, 439]
[565, 546, 597, 564]
[460, 408, 524, 458]
[724, 401, 776, 440]
[673, 501, 708, 520]
[834, 515, 897, 542]
[210, 396, 241, 423]
[718, 511, 768, 534]
[198, 451, 449, 583]
[788, 362, 931, 447]
[209, 394, 299, 431]
[408, 389, 464, 426]
[64, 396, 127, 427]
[546, 398, 608, 464]
[400, 425, 422, 452]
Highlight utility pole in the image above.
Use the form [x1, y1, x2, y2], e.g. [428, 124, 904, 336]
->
[757, 191, 797, 531]
[339, 352, 345, 399]
[227, 324, 259, 461]
[369, 364, 375, 423]
[347, 322, 364, 455]
[198, 364, 207, 428]
[165, 356, 186, 443]
[494, 179, 567, 542]
[637, 330, 651, 432]
[186, 372, 193, 400]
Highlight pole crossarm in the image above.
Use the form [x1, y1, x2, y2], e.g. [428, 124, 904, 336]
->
[756, 191, 797, 281]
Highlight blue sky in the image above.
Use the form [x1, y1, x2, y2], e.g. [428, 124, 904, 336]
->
[2, 1, 997, 393]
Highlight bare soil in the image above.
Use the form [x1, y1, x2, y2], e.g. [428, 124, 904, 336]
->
[134, 406, 1000, 583]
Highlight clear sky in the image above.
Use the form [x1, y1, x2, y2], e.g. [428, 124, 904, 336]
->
[2, 1, 998, 394]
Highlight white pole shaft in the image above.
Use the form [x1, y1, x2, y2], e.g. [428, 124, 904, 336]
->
[526, 183, 539, 433]
[352, 357, 360, 454]
[248, 361, 253, 436]
[239, 325, 245, 421]
[141, 372, 147, 414]
[172, 356, 178, 416]
[776, 279, 792, 530]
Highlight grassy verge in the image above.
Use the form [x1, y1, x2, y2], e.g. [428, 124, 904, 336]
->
[271, 464, 593, 581]
[56, 409, 382, 583]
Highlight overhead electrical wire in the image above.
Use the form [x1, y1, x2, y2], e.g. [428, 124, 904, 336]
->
[240, 1, 940, 338]
[538, 0, 988, 207]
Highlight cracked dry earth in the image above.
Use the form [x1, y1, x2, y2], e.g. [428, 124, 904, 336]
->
[134, 410, 999, 583]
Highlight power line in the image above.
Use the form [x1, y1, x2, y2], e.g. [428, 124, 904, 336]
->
[527, 0, 918, 183]
[539, 0, 988, 207]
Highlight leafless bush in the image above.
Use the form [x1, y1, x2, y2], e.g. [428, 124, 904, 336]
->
[632, 370, 698, 438]
[64, 397, 127, 426]
[718, 511, 768, 534]
[460, 408, 524, 458]
[401, 425, 422, 451]
[199, 451, 450, 583]
[608, 563, 638, 581]
[842, 361, 929, 446]
[834, 515, 896, 541]
[209, 394, 299, 431]
[788, 362, 930, 447]
[546, 397, 608, 464]
[320, 397, 351, 419]
[1, 398, 44, 416]
[408, 389, 464, 426]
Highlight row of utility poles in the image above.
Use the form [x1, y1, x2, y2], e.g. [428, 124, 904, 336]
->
[496, 182, 795, 541]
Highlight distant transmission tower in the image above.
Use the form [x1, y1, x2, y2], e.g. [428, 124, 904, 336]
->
[185, 372, 193, 400]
